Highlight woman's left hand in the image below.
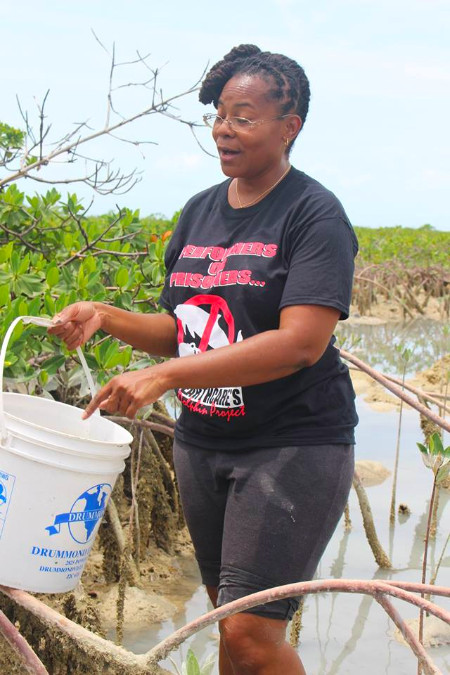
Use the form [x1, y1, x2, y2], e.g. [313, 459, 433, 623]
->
[82, 365, 169, 420]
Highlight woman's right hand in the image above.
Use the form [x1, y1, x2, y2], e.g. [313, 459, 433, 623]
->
[48, 301, 104, 350]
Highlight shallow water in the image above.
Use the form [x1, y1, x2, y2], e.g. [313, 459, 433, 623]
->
[335, 317, 448, 375]
[126, 321, 449, 674]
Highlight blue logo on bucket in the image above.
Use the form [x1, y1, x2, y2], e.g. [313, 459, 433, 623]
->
[46, 483, 111, 544]
[0, 470, 16, 540]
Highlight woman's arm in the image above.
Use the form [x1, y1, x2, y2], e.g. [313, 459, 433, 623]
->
[49, 301, 177, 357]
[95, 304, 177, 356]
[82, 304, 340, 419]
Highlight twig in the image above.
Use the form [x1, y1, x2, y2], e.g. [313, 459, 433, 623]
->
[0, 81, 201, 190]
[0, 609, 49, 674]
[419, 478, 438, 659]
[106, 415, 174, 437]
[389, 358, 408, 525]
[58, 209, 125, 267]
[347, 365, 450, 413]
[374, 594, 439, 675]
[0, 586, 158, 673]
[144, 579, 450, 665]
[340, 349, 450, 433]
[148, 410, 176, 428]
[1, 581, 449, 672]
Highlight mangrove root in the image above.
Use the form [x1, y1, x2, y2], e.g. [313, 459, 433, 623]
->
[353, 470, 392, 569]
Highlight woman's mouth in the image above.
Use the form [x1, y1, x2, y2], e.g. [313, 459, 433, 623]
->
[218, 147, 240, 162]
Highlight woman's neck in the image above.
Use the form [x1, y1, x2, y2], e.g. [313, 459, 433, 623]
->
[230, 162, 291, 209]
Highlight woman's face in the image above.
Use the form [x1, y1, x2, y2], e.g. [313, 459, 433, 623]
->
[212, 74, 295, 180]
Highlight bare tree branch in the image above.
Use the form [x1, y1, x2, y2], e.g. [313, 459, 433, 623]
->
[1, 43, 203, 195]
[340, 349, 450, 433]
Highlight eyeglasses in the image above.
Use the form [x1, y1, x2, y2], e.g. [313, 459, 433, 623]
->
[203, 113, 292, 132]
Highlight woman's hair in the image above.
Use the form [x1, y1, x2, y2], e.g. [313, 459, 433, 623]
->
[199, 44, 311, 147]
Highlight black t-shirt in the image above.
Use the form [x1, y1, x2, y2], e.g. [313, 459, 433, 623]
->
[159, 167, 359, 450]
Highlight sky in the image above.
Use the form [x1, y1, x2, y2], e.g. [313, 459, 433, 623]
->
[1, 0, 450, 230]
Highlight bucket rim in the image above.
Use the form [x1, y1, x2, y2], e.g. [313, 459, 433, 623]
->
[3, 425, 131, 458]
[0, 438, 127, 475]
[2, 392, 133, 446]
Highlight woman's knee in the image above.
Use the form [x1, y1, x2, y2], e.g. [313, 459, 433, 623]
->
[220, 613, 287, 669]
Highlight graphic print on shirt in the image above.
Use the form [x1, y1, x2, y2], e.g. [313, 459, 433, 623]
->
[174, 295, 245, 422]
[169, 241, 277, 290]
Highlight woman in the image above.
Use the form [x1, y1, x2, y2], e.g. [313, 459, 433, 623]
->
[50, 45, 358, 675]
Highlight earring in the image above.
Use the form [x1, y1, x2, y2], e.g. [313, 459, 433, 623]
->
[284, 138, 289, 148]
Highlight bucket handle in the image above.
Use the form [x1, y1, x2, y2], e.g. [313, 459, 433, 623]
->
[0, 315, 99, 444]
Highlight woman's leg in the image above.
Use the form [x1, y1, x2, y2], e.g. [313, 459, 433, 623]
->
[173, 440, 234, 673]
[215, 444, 354, 674]
[206, 585, 235, 675]
[205, 586, 305, 675]
[175, 441, 354, 674]
[220, 613, 306, 675]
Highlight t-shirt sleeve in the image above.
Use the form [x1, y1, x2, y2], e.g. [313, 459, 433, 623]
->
[279, 216, 358, 320]
[158, 221, 184, 313]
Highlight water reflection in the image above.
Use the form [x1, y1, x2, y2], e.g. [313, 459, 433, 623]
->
[335, 318, 447, 375]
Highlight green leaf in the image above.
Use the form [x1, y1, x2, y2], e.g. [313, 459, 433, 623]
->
[18, 254, 31, 275]
[41, 355, 66, 376]
[28, 296, 42, 316]
[63, 232, 74, 250]
[83, 255, 97, 274]
[7, 321, 24, 346]
[55, 293, 69, 313]
[39, 370, 49, 386]
[10, 250, 20, 275]
[44, 293, 56, 315]
[184, 650, 200, 675]
[83, 353, 99, 371]
[429, 432, 444, 457]
[115, 266, 129, 288]
[0, 283, 10, 307]
[0, 122, 25, 150]
[154, 237, 164, 259]
[103, 343, 121, 369]
[77, 264, 86, 288]
[114, 291, 132, 310]
[68, 289, 78, 305]
[151, 265, 163, 286]
[46, 264, 59, 288]
[0, 242, 14, 263]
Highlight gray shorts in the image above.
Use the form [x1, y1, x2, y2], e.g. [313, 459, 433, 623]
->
[173, 439, 354, 621]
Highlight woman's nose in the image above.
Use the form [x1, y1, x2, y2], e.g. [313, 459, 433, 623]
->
[214, 118, 235, 138]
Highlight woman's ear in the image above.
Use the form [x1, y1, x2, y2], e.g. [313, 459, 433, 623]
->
[285, 114, 303, 142]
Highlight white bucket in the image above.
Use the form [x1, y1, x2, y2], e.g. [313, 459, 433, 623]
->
[0, 316, 133, 593]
